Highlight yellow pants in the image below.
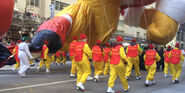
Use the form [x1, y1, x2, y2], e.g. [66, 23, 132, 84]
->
[70, 56, 77, 74]
[104, 62, 110, 75]
[61, 57, 67, 64]
[164, 62, 172, 75]
[56, 57, 61, 63]
[145, 63, 156, 81]
[14, 60, 34, 69]
[93, 61, 104, 76]
[39, 58, 51, 69]
[171, 63, 182, 81]
[108, 62, 128, 90]
[126, 57, 140, 77]
[76, 57, 91, 85]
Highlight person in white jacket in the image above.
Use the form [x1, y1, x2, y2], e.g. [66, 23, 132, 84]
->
[18, 36, 33, 77]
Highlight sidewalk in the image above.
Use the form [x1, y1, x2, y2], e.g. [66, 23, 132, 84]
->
[0, 61, 72, 71]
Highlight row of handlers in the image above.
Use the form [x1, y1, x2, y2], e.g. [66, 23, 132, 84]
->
[69, 33, 184, 93]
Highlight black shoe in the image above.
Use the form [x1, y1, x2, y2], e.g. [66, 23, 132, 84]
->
[145, 83, 150, 87]
[175, 80, 179, 84]
[93, 78, 100, 82]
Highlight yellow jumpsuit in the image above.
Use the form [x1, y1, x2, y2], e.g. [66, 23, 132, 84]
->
[103, 48, 111, 75]
[126, 45, 142, 77]
[70, 56, 77, 75]
[39, 47, 51, 69]
[169, 47, 184, 81]
[76, 43, 92, 85]
[163, 52, 172, 75]
[144, 52, 161, 81]
[108, 47, 129, 90]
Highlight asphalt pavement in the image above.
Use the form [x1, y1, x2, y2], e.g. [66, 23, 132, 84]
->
[0, 61, 185, 93]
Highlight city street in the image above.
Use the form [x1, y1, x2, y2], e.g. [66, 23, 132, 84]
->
[0, 62, 185, 93]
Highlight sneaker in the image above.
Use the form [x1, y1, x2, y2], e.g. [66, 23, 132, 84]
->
[70, 74, 76, 78]
[11, 68, 16, 72]
[106, 87, 115, 93]
[31, 63, 35, 67]
[151, 80, 156, 85]
[126, 76, 130, 80]
[172, 80, 175, 84]
[87, 76, 93, 81]
[94, 78, 100, 82]
[145, 80, 150, 87]
[124, 86, 130, 92]
[46, 69, 50, 73]
[175, 79, 179, 84]
[77, 82, 85, 91]
[164, 74, 167, 78]
[136, 76, 142, 80]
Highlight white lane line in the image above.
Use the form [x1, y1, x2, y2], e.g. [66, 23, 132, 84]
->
[0, 75, 108, 92]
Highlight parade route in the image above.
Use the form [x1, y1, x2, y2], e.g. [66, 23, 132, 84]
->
[0, 62, 185, 93]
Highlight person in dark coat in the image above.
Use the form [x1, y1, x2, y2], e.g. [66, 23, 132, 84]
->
[156, 47, 164, 72]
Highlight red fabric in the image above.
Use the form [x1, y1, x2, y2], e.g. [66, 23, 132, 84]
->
[116, 36, 123, 42]
[7, 45, 16, 54]
[175, 43, 180, 48]
[170, 49, 181, 64]
[73, 36, 78, 40]
[37, 16, 71, 44]
[14, 46, 20, 62]
[110, 45, 122, 65]
[164, 51, 170, 63]
[103, 48, 111, 62]
[92, 45, 103, 62]
[127, 44, 138, 57]
[0, 0, 14, 38]
[69, 40, 77, 56]
[167, 46, 171, 49]
[148, 44, 154, 49]
[41, 45, 48, 58]
[145, 50, 156, 65]
[61, 51, 67, 56]
[74, 41, 86, 62]
[80, 33, 87, 40]
[96, 40, 101, 44]
[131, 39, 136, 43]
[55, 51, 61, 57]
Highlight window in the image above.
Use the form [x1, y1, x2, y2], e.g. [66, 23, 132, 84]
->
[181, 33, 184, 41]
[14, 0, 17, 3]
[55, 1, 69, 10]
[29, 0, 39, 7]
[136, 32, 140, 38]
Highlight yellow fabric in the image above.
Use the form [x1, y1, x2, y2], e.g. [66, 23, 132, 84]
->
[145, 62, 157, 81]
[125, 44, 142, 77]
[56, 57, 61, 63]
[169, 47, 184, 81]
[164, 62, 172, 75]
[76, 43, 92, 84]
[126, 57, 140, 77]
[39, 48, 51, 69]
[61, 56, 67, 64]
[14, 61, 20, 69]
[147, 11, 178, 44]
[171, 63, 182, 80]
[93, 61, 104, 76]
[70, 56, 77, 74]
[56, 0, 122, 50]
[108, 46, 128, 90]
[104, 61, 110, 75]
[144, 50, 161, 81]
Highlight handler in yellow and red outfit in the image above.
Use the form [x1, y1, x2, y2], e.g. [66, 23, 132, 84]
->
[163, 46, 172, 77]
[69, 36, 78, 78]
[169, 43, 184, 84]
[126, 38, 142, 80]
[61, 51, 67, 64]
[144, 44, 161, 87]
[38, 41, 51, 73]
[55, 50, 62, 64]
[107, 36, 129, 93]
[103, 43, 111, 75]
[92, 40, 104, 82]
[74, 33, 92, 91]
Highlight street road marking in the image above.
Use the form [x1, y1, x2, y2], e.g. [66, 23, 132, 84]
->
[0, 75, 108, 92]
